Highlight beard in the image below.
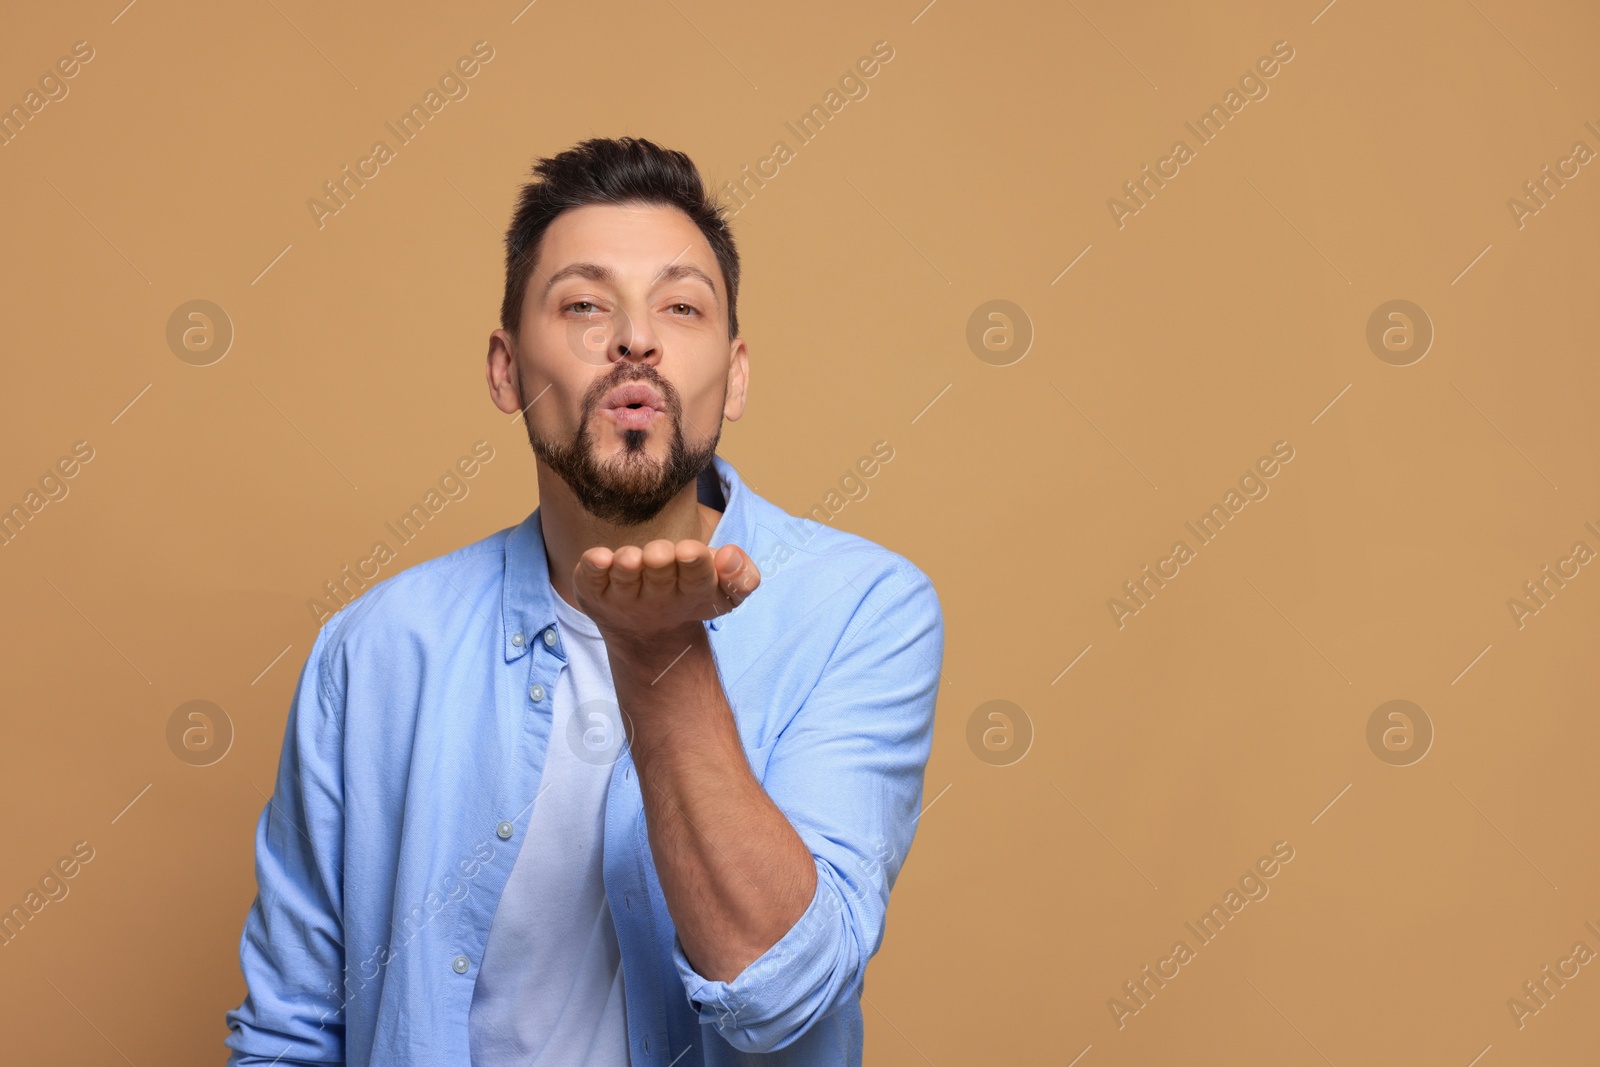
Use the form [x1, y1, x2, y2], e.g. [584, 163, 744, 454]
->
[522, 361, 723, 527]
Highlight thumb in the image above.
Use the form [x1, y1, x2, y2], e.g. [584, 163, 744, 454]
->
[715, 545, 761, 604]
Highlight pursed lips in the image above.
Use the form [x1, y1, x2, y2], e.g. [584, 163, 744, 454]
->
[599, 382, 665, 429]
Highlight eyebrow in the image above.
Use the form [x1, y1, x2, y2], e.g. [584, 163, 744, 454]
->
[542, 261, 720, 307]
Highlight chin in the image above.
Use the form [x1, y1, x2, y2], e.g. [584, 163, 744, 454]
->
[601, 428, 661, 457]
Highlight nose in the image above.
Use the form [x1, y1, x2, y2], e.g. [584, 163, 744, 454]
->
[610, 303, 660, 367]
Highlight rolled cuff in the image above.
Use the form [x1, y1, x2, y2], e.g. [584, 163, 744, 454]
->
[672, 857, 854, 1053]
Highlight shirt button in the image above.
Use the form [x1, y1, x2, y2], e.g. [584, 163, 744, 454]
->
[511, 632, 524, 646]
[543, 628, 557, 647]
[452, 955, 469, 974]
[529, 684, 545, 702]
[496, 821, 513, 840]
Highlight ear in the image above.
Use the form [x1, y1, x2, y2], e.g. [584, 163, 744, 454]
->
[487, 328, 523, 416]
[724, 337, 749, 422]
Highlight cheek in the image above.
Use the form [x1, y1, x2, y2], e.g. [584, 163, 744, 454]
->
[523, 353, 595, 414]
[683, 375, 732, 426]
[524, 383, 591, 441]
[536, 312, 611, 368]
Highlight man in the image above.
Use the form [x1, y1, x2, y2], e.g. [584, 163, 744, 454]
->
[224, 136, 944, 1065]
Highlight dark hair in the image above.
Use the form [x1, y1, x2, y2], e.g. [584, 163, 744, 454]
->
[500, 136, 741, 341]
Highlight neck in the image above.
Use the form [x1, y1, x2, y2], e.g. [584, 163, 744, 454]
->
[537, 463, 722, 611]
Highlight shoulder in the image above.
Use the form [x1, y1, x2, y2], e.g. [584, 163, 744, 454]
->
[741, 496, 941, 630]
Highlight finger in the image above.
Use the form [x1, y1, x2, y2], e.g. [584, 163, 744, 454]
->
[714, 545, 761, 608]
[573, 547, 614, 609]
[639, 539, 678, 597]
[608, 544, 646, 600]
[674, 540, 716, 601]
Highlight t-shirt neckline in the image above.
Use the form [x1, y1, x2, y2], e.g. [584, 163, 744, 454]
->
[550, 587, 602, 639]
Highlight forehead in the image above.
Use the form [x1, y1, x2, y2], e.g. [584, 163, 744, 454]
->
[536, 202, 718, 291]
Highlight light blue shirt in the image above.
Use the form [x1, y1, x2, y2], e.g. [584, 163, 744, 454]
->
[224, 454, 945, 1065]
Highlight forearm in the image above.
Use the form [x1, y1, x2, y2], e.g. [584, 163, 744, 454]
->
[612, 626, 818, 982]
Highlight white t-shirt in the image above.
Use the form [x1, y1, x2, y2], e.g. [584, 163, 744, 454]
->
[468, 590, 631, 1065]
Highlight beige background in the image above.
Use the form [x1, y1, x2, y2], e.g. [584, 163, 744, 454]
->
[2, 0, 1597, 1063]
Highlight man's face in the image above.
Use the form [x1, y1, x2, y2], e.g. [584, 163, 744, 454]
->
[504, 202, 746, 526]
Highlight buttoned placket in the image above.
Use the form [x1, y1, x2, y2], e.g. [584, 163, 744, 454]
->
[448, 621, 567, 995]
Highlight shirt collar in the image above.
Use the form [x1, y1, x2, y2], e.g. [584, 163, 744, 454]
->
[502, 453, 756, 661]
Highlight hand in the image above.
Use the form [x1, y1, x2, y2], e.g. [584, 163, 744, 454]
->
[572, 539, 761, 660]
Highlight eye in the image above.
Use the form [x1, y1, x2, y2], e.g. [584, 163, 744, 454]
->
[667, 303, 700, 316]
[563, 300, 603, 315]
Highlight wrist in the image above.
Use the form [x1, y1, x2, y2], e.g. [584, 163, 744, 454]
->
[606, 622, 708, 680]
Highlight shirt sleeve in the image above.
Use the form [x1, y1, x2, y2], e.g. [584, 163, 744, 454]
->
[672, 559, 945, 1053]
[223, 618, 349, 1066]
